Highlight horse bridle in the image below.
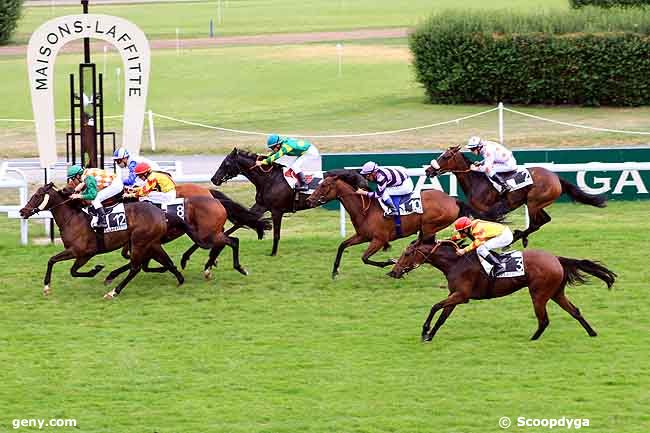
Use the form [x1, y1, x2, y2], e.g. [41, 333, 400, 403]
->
[430, 150, 472, 175]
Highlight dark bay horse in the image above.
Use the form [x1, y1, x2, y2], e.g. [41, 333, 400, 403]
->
[210, 148, 314, 256]
[388, 238, 616, 341]
[425, 146, 606, 247]
[20, 183, 187, 298]
[307, 175, 500, 279]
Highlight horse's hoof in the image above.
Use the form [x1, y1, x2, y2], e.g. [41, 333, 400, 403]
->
[522, 238, 529, 248]
[203, 269, 212, 280]
[177, 277, 185, 287]
[236, 266, 248, 276]
[422, 335, 433, 342]
[103, 290, 116, 300]
[43, 285, 51, 296]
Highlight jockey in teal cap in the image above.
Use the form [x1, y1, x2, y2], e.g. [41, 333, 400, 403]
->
[256, 134, 320, 191]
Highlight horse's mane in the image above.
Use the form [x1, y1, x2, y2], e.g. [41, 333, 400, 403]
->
[324, 169, 369, 190]
[232, 148, 284, 168]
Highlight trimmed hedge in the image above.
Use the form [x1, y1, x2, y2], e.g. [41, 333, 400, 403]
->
[410, 9, 650, 106]
[571, 0, 650, 8]
[0, 0, 23, 45]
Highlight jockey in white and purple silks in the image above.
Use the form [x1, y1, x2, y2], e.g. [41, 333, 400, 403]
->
[466, 136, 518, 194]
[357, 162, 414, 215]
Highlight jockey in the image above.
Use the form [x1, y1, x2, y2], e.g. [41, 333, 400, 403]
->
[451, 216, 514, 275]
[130, 162, 177, 205]
[255, 134, 320, 191]
[67, 165, 124, 229]
[466, 136, 517, 194]
[357, 161, 413, 215]
[112, 147, 160, 187]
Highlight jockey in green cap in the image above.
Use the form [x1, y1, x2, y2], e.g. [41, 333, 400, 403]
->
[255, 134, 320, 191]
[67, 164, 124, 229]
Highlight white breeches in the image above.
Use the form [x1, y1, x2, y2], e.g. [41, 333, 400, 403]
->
[476, 228, 514, 257]
[487, 159, 518, 176]
[381, 177, 414, 202]
[291, 145, 320, 174]
[141, 190, 177, 205]
[92, 177, 124, 209]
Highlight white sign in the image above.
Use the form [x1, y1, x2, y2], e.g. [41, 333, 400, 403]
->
[27, 14, 151, 168]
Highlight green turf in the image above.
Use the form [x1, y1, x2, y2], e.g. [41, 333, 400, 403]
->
[0, 195, 648, 433]
[3, 42, 650, 158]
[14, 0, 569, 43]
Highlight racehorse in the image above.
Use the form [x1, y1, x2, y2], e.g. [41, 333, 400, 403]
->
[306, 174, 501, 279]
[388, 237, 616, 341]
[104, 190, 266, 288]
[20, 183, 188, 298]
[210, 148, 316, 256]
[425, 146, 607, 247]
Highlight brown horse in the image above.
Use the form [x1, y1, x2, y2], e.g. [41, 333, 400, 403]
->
[116, 184, 269, 280]
[388, 238, 616, 341]
[20, 183, 187, 298]
[425, 146, 606, 247]
[306, 174, 500, 279]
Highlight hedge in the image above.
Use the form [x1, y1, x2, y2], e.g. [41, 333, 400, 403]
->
[410, 9, 650, 106]
[570, 0, 650, 8]
[0, 0, 23, 45]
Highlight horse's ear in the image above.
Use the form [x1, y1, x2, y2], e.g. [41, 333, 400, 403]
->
[231, 148, 238, 155]
[452, 145, 461, 152]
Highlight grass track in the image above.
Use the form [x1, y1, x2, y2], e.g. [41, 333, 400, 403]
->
[0, 197, 648, 433]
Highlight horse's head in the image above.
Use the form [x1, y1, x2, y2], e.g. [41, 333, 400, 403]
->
[212, 148, 244, 186]
[425, 145, 467, 178]
[19, 182, 60, 218]
[387, 237, 439, 278]
[306, 175, 339, 207]
[324, 169, 369, 191]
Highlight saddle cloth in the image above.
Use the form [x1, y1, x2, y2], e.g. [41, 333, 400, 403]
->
[489, 168, 533, 193]
[479, 250, 525, 278]
[282, 168, 322, 193]
[377, 190, 424, 217]
[84, 203, 128, 233]
[146, 198, 186, 219]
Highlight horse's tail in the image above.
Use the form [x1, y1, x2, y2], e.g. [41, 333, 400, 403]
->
[456, 199, 506, 223]
[209, 190, 271, 239]
[558, 257, 617, 289]
[165, 212, 213, 249]
[560, 178, 607, 208]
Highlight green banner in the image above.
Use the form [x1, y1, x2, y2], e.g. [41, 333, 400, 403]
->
[321, 147, 650, 206]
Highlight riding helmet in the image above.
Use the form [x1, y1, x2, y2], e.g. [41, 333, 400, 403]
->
[454, 216, 473, 231]
[67, 165, 84, 179]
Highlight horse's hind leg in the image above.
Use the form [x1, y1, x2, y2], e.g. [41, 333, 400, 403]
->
[104, 263, 131, 286]
[529, 290, 551, 340]
[552, 292, 597, 337]
[514, 207, 552, 248]
[149, 244, 184, 286]
[203, 245, 227, 280]
[70, 255, 104, 277]
[221, 234, 247, 276]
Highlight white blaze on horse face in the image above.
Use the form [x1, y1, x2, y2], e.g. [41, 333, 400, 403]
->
[430, 159, 440, 170]
[38, 194, 50, 210]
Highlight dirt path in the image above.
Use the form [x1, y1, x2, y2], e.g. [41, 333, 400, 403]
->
[0, 27, 410, 57]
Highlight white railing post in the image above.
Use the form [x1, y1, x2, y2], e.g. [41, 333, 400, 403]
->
[498, 102, 504, 144]
[148, 110, 156, 152]
[339, 201, 346, 237]
[19, 184, 28, 245]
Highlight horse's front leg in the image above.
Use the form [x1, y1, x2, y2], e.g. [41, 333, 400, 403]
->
[423, 291, 468, 341]
[69, 255, 104, 277]
[361, 238, 394, 268]
[43, 249, 76, 295]
[332, 233, 366, 279]
[270, 210, 283, 256]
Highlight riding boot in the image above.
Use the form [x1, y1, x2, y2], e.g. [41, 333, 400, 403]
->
[383, 198, 398, 216]
[94, 207, 108, 229]
[295, 172, 309, 192]
[491, 174, 509, 195]
[482, 251, 503, 277]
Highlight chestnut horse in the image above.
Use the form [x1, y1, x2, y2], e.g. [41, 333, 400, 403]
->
[20, 183, 188, 298]
[388, 238, 616, 341]
[425, 146, 606, 247]
[307, 174, 501, 279]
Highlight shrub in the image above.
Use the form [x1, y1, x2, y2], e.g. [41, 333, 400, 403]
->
[570, 0, 650, 8]
[410, 9, 650, 106]
[0, 0, 23, 45]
